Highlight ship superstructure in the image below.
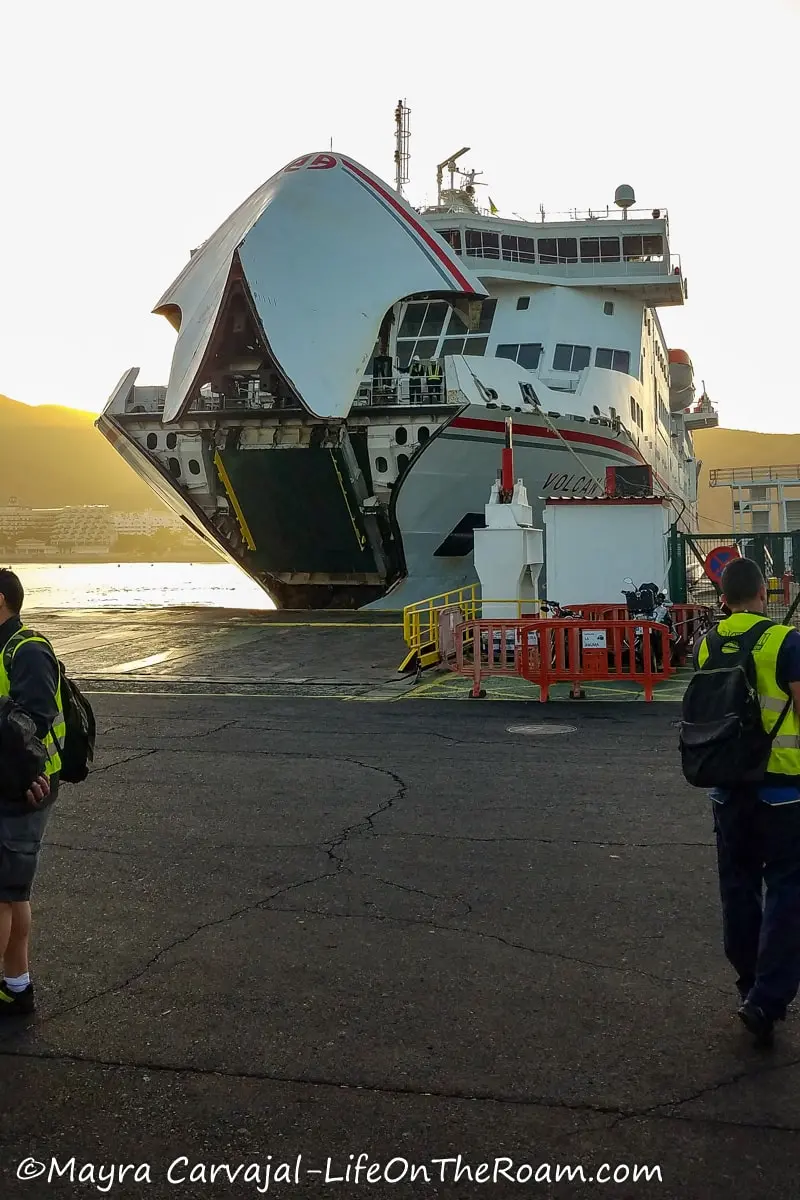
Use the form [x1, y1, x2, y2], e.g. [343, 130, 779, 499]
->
[98, 106, 716, 609]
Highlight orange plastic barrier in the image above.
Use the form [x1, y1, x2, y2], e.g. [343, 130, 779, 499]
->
[562, 603, 629, 622]
[669, 604, 713, 664]
[452, 618, 674, 701]
[453, 619, 529, 698]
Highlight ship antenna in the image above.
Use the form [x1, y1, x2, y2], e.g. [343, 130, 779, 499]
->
[394, 99, 410, 196]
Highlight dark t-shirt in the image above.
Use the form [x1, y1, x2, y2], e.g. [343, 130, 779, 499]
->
[776, 629, 800, 692]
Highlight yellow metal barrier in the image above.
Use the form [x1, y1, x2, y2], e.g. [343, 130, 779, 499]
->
[399, 586, 540, 672]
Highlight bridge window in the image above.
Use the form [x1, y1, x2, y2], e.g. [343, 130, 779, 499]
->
[623, 234, 664, 261]
[518, 343, 543, 369]
[496, 343, 542, 369]
[463, 338, 488, 356]
[516, 296, 530, 310]
[580, 237, 621, 263]
[441, 337, 466, 355]
[501, 234, 535, 263]
[420, 302, 449, 338]
[595, 348, 631, 373]
[465, 229, 500, 259]
[399, 302, 425, 338]
[439, 229, 462, 253]
[553, 343, 591, 372]
[604, 301, 614, 316]
[538, 237, 578, 264]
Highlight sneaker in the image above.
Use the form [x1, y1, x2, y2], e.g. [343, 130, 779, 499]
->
[737, 1000, 774, 1046]
[0, 981, 35, 1017]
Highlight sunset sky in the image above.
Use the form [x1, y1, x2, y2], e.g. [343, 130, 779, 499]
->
[1, 0, 796, 432]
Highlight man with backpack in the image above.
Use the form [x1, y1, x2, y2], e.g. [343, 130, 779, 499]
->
[0, 567, 65, 1018]
[681, 557, 800, 1045]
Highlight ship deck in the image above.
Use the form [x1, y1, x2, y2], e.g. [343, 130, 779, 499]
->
[0, 608, 791, 1198]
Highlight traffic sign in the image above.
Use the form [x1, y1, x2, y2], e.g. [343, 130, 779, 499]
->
[704, 545, 740, 586]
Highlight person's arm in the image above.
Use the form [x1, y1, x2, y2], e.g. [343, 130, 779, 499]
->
[8, 641, 60, 740]
[776, 631, 800, 723]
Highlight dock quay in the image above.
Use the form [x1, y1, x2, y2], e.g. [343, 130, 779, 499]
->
[1, 607, 796, 1199]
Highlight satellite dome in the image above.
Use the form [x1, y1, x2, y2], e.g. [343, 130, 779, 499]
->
[614, 184, 636, 210]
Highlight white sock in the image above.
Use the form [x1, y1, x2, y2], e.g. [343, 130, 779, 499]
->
[4, 973, 30, 993]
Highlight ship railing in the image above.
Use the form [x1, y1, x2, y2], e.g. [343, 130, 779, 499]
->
[458, 251, 683, 279]
[353, 376, 451, 408]
[427, 205, 669, 227]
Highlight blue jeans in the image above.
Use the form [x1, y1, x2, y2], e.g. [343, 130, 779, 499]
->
[713, 790, 800, 1019]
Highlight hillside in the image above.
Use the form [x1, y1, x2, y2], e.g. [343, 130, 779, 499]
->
[693, 427, 800, 533]
[0, 393, 158, 510]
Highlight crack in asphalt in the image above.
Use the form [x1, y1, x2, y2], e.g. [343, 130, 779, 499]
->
[2, 1047, 799, 1133]
[89, 749, 159, 774]
[258, 901, 728, 996]
[8, 871, 337, 1032]
[11, 756, 408, 1033]
[379, 833, 712, 849]
[319, 760, 407, 871]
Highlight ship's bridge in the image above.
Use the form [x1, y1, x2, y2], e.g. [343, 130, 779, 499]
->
[423, 208, 685, 308]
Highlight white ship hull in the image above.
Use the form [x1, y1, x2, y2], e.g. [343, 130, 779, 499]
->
[97, 139, 712, 609]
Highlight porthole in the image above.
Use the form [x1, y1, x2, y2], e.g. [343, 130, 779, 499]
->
[168, 457, 181, 477]
[188, 459, 201, 476]
[146, 433, 158, 450]
[395, 426, 408, 445]
[166, 432, 178, 449]
[375, 456, 388, 473]
[604, 301, 614, 315]
[397, 453, 409, 473]
[418, 426, 430, 445]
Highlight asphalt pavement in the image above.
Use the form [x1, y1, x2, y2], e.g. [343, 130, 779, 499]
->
[1, 695, 799, 1198]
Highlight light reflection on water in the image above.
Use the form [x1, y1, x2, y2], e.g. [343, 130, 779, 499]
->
[14, 563, 276, 610]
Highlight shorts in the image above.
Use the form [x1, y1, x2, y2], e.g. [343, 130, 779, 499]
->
[0, 782, 56, 903]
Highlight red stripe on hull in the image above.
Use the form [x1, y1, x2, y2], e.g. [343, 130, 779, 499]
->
[449, 416, 642, 461]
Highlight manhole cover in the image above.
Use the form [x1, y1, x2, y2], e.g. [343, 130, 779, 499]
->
[506, 724, 577, 735]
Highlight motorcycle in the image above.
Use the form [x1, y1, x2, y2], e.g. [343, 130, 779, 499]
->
[621, 578, 677, 670]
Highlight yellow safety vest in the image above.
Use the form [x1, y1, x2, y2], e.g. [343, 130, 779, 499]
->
[697, 612, 800, 777]
[0, 628, 64, 777]
[427, 362, 442, 381]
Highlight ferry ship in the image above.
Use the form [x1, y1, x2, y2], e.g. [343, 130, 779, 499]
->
[98, 103, 717, 609]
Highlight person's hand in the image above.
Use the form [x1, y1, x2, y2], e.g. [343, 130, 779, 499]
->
[25, 775, 50, 807]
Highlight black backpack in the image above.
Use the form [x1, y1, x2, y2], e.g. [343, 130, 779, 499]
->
[3, 634, 96, 785]
[679, 619, 792, 788]
[53, 663, 96, 783]
[0, 696, 49, 804]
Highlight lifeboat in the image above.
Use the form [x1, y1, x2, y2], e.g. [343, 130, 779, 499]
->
[668, 347, 694, 411]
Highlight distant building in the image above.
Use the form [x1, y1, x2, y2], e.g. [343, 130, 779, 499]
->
[112, 510, 182, 536]
[53, 505, 115, 552]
